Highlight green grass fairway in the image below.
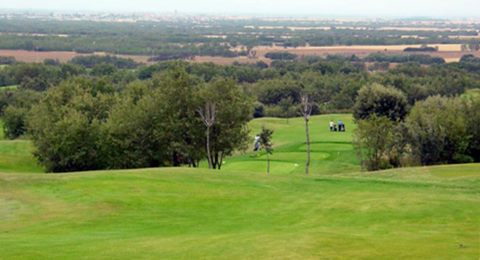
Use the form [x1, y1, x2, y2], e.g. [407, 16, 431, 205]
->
[0, 165, 479, 259]
[0, 85, 18, 91]
[223, 114, 359, 175]
[0, 115, 479, 258]
[0, 140, 43, 173]
[0, 120, 43, 173]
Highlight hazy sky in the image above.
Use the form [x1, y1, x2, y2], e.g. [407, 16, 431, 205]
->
[1, 0, 479, 18]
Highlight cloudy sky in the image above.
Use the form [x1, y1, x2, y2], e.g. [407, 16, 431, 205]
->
[1, 0, 479, 18]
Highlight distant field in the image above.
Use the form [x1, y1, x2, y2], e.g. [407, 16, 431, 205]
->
[254, 44, 465, 52]
[0, 49, 151, 64]
[194, 44, 479, 65]
[248, 25, 479, 32]
[252, 44, 478, 63]
[2, 43, 478, 66]
[377, 27, 478, 32]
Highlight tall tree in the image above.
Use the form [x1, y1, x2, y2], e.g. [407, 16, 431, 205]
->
[152, 65, 204, 167]
[353, 115, 396, 171]
[202, 78, 252, 169]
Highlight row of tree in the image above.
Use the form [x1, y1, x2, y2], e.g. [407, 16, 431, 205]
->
[21, 66, 252, 172]
[353, 84, 480, 171]
[2, 56, 480, 141]
[1, 18, 478, 57]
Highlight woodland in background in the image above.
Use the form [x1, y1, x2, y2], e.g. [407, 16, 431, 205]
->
[0, 18, 479, 57]
[1, 53, 480, 172]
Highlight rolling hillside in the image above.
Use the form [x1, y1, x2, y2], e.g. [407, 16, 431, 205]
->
[0, 115, 479, 258]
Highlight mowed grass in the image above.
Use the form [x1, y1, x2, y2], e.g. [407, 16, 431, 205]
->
[223, 114, 359, 175]
[0, 85, 19, 91]
[0, 140, 43, 173]
[0, 115, 479, 258]
[0, 165, 479, 259]
[0, 120, 43, 173]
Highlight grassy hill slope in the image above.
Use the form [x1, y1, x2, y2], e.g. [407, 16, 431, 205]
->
[0, 120, 43, 173]
[0, 165, 479, 258]
[0, 115, 479, 258]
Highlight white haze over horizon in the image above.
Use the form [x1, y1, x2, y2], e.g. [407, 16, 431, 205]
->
[0, 0, 479, 18]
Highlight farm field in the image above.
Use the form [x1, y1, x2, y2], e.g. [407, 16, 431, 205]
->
[0, 115, 479, 258]
[1, 43, 478, 66]
[252, 44, 480, 63]
[194, 44, 480, 65]
[0, 49, 151, 64]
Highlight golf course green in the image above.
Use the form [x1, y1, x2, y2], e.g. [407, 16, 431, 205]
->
[0, 115, 479, 259]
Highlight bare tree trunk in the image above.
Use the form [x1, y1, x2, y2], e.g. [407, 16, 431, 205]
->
[205, 126, 212, 169]
[212, 153, 219, 169]
[198, 102, 216, 170]
[267, 154, 270, 175]
[304, 118, 310, 175]
[300, 94, 313, 175]
[218, 153, 224, 170]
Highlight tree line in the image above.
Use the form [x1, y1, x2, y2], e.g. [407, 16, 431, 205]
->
[22, 65, 252, 172]
[1, 56, 479, 172]
[353, 84, 480, 170]
[0, 18, 478, 57]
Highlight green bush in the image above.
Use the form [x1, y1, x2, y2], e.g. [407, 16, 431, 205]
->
[2, 106, 28, 139]
[406, 96, 470, 165]
[353, 83, 408, 121]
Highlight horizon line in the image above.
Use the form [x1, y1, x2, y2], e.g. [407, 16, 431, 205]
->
[1, 8, 480, 20]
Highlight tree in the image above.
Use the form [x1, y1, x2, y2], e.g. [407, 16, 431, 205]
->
[28, 77, 115, 172]
[2, 106, 28, 139]
[462, 93, 480, 161]
[200, 78, 252, 169]
[151, 65, 204, 167]
[197, 102, 216, 169]
[0, 89, 41, 138]
[406, 96, 471, 165]
[258, 127, 274, 174]
[265, 52, 298, 60]
[300, 94, 313, 175]
[353, 83, 408, 122]
[278, 97, 296, 124]
[353, 115, 396, 171]
[100, 81, 169, 169]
